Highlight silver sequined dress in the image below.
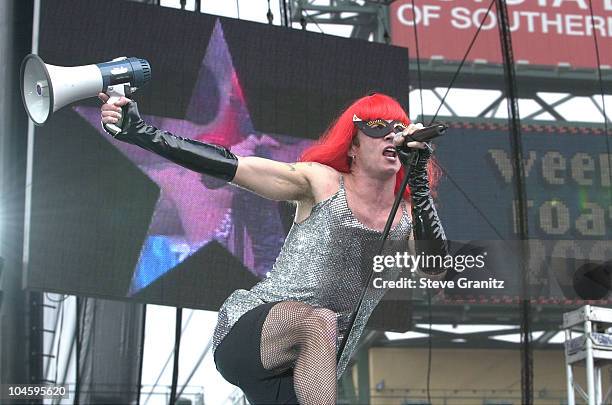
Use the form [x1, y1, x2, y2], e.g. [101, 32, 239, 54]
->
[212, 176, 412, 379]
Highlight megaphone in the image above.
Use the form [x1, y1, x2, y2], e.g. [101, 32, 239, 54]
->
[20, 54, 151, 133]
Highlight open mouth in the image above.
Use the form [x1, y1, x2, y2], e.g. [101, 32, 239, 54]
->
[382, 146, 397, 160]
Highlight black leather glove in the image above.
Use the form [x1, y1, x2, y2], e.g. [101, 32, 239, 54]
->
[399, 146, 449, 277]
[103, 101, 238, 182]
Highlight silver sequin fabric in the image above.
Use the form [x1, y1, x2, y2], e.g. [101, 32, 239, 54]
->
[212, 176, 412, 379]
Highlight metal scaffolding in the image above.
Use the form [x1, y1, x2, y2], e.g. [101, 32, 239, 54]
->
[289, 0, 392, 42]
[563, 305, 612, 405]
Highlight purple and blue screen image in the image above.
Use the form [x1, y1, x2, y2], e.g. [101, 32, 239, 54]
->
[75, 20, 314, 295]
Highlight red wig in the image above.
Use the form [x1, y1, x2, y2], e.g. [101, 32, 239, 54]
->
[299, 93, 440, 199]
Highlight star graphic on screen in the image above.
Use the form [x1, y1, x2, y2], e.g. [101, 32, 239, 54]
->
[74, 19, 302, 295]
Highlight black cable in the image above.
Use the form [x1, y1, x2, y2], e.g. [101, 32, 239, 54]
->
[136, 305, 147, 405]
[303, 9, 325, 34]
[57, 318, 76, 405]
[433, 159, 506, 239]
[54, 299, 65, 385]
[279, 0, 290, 27]
[236, 0, 240, 19]
[169, 308, 183, 405]
[339, 0, 533, 386]
[410, 2, 502, 396]
[409, 5, 433, 400]
[45, 296, 64, 404]
[402, 1, 612, 402]
[410, 0, 424, 121]
[494, 1, 532, 403]
[75, 298, 94, 404]
[175, 338, 213, 399]
[340, 0, 504, 373]
[267, 0, 273, 24]
[426, 290, 432, 405]
[337, 167, 411, 364]
[283, 0, 290, 27]
[412, 0, 509, 240]
[519, 299, 532, 404]
[429, 0, 495, 125]
[143, 310, 193, 405]
[376, 4, 391, 44]
[75, 297, 81, 405]
[415, 0, 508, 241]
[587, 0, 611, 195]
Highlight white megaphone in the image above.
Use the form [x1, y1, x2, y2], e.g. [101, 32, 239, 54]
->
[20, 54, 151, 134]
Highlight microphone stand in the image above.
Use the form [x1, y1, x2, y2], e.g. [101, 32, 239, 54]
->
[336, 151, 415, 364]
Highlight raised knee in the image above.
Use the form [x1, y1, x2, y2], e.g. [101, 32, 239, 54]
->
[301, 308, 337, 342]
[311, 308, 337, 330]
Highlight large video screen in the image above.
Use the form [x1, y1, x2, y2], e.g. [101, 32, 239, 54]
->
[434, 123, 611, 302]
[26, 0, 412, 310]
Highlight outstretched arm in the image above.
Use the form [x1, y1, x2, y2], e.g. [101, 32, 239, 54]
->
[100, 95, 314, 203]
[233, 157, 313, 201]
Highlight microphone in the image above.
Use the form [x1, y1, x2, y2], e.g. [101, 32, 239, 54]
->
[394, 123, 447, 146]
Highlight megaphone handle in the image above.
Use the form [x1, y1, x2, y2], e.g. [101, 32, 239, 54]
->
[104, 85, 128, 136]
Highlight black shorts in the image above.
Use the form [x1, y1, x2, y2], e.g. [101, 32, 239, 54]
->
[214, 302, 299, 405]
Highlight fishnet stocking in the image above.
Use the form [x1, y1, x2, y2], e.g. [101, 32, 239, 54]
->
[260, 301, 338, 405]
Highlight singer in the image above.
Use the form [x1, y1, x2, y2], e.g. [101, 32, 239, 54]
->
[99, 92, 447, 405]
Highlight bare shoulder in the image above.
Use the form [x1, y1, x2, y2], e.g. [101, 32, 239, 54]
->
[292, 162, 341, 221]
[299, 161, 337, 174]
[299, 161, 341, 202]
[299, 161, 339, 184]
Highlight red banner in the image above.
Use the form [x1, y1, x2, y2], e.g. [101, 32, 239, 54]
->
[390, 0, 612, 69]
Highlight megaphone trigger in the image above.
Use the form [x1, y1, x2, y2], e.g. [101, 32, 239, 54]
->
[104, 84, 130, 135]
[102, 118, 123, 137]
